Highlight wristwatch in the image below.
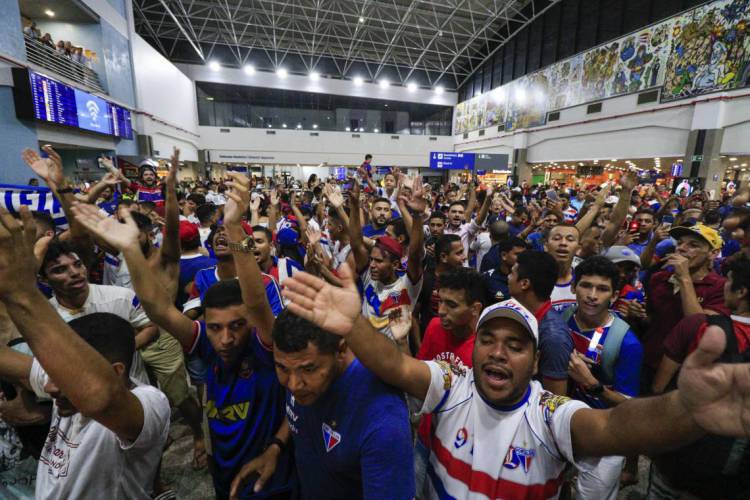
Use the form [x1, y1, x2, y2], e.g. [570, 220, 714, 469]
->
[585, 382, 605, 395]
[228, 236, 254, 253]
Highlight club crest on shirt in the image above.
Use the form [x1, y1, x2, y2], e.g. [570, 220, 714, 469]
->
[322, 423, 341, 452]
[503, 445, 535, 473]
[454, 427, 469, 449]
[435, 360, 465, 389]
[539, 392, 571, 425]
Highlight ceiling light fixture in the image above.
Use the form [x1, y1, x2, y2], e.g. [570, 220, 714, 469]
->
[44, 9, 55, 17]
[313, 124, 318, 129]
[353, 76, 364, 86]
[407, 82, 417, 92]
[374, 128, 379, 133]
[208, 61, 221, 71]
[282, 123, 287, 128]
[379, 79, 390, 89]
[277, 68, 288, 78]
[435, 85, 444, 95]
[243, 65, 255, 75]
[309, 71, 320, 81]
[359, 16, 365, 23]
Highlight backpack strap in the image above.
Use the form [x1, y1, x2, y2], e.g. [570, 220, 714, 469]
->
[600, 316, 631, 384]
[706, 315, 741, 362]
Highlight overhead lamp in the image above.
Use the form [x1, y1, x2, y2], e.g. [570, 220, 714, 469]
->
[277, 68, 288, 78]
[345, 127, 351, 132]
[730, 157, 739, 161]
[267, 124, 272, 128]
[359, 16, 365, 23]
[359, 128, 364, 132]
[44, 9, 55, 17]
[208, 61, 221, 71]
[312, 124, 318, 129]
[407, 82, 417, 92]
[243, 64, 255, 75]
[296, 124, 302, 129]
[743, 163, 749, 167]
[205, 96, 214, 101]
[309, 71, 320, 81]
[353, 76, 364, 86]
[379, 79, 390, 89]
[435, 85, 444, 95]
[282, 123, 287, 128]
[374, 128, 380, 133]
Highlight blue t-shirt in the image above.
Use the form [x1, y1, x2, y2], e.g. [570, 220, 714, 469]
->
[362, 224, 387, 238]
[566, 314, 642, 409]
[537, 306, 575, 381]
[526, 232, 545, 252]
[285, 359, 415, 500]
[192, 266, 284, 317]
[178, 254, 216, 307]
[482, 268, 510, 302]
[191, 322, 294, 499]
[479, 244, 500, 273]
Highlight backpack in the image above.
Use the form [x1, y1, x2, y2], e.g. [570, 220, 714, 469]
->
[561, 306, 630, 385]
[654, 315, 750, 499]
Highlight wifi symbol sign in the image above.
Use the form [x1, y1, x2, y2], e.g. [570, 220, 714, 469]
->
[86, 100, 100, 122]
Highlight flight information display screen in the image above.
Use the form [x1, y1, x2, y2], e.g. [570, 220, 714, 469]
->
[16, 69, 133, 139]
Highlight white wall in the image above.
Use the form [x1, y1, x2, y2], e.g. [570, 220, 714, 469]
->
[178, 64, 457, 106]
[200, 127, 453, 167]
[131, 35, 200, 161]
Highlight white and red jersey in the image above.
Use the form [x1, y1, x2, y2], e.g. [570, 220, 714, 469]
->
[419, 360, 602, 500]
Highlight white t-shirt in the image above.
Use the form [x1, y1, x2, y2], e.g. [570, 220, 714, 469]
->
[360, 269, 422, 341]
[49, 285, 150, 385]
[471, 231, 492, 272]
[103, 253, 131, 289]
[419, 361, 601, 499]
[30, 360, 169, 500]
[444, 219, 483, 267]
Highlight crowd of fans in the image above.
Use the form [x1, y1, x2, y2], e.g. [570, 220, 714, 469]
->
[23, 22, 91, 66]
[0, 145, 748, 500]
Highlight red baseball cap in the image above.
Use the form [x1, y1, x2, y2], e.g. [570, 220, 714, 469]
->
[178, 220, 199, 243]
[240, 221, 254, 236]
[375, 236, 403, 260]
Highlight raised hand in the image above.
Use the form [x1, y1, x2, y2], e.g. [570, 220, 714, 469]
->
[399, 174, 427, 213]
[620, 172, 638, 192]
[167, 147, 179, 188]
[0, 207, 39, 298]
[100, 172, 121, 186]
[305, 226, 322, 246]
[21, 148, 62, 188]
[224, 172, 251, 224]
[595, 184, 612, 207]
[327, 188, 344, 209]
[269, 189, 280, 207]
[282, 263, 362, 336]
[678, 326, 750, 437]
[249, 195, 261, 213]
[71, 202, 140, 251]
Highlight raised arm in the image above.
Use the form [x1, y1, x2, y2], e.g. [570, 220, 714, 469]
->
[160, 147, 181, 267]
[282, 264, 432, 399]
[399, 176, 426, 284]
[85, 173, 121, 204]
[475, 184, 494, 226]
[601, 173, 636, 248]
[348, 181, 370, 274]
[575, 185, 609, 235]
[223, 172, 275, 345]
[571, 326, 750, 458]
[0, 207, 148, 442]
[72, 203, 197, 350]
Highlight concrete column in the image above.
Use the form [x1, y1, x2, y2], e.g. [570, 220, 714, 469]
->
[683, 129, 725, 198]
[513, 148, 533, 185]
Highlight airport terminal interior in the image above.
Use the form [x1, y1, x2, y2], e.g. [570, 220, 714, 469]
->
[1, 0, 750, 499]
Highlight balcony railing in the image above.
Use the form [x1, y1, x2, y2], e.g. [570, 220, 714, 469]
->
[23, 35, 105, 94]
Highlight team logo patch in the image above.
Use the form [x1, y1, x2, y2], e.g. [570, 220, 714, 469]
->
[454, 427, 468, 449]
[539, 392, 571, 424]
[503, 445, 535, 473]
[322, 423, 341, 452]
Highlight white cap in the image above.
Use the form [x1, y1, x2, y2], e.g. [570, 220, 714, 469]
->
[476, 299, 539, 345]
[602, 245, 641, 266]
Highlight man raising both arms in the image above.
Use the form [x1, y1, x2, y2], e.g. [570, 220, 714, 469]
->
[0, 207, 169, 498]
[282, 264, 750, 500]
[72, 172, 294, 500]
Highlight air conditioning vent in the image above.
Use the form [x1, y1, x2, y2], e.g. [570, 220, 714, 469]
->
[391, 135, 399, 140]
[429, 136, 437, 141]
[220, 128, 230, 133]
[266, 130, 276, 135]
[478, 129, 485, 136]
[637, 89, 659, 105]
[352, 134, 360, 138]
[587, 102, 602, 114]
[498, 124, 506, 132]
[548, 111, 560, 122]
[309, 132, 319, 136]
[463, 133, 469, 139]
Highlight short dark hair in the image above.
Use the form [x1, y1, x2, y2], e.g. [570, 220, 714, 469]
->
[272, 310, 341, 354]
[187, 193, 206, 205]
[574, 255, 620, 290]
[196, 204, 217, 224]
[387, 218, 408, 244]
[516, 251, 558, 300]
[372, 197, 391, 208]
[41, 239, 81, 277]
[31, 211, 55, 234]
[130, 211, 153, 232]
[634, 207, 655, 218]
[448, 201, 466, 211]
[203, 280, 243, 310]
[139, 200, 156, 212]
[328, 206, 350, 222]
[439, 267, 488, 307]
[704, 209, 721, 226]
[498, 237, 527, 255]
[728, 255, 750, 307]
[365, 154, 372, 160]
[489, 220, 509, 241]
[429, 211, 446, 222]
[436, 234, 461, 259]
[68, 313, 135, 373]
[252, 225, 273, 243]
